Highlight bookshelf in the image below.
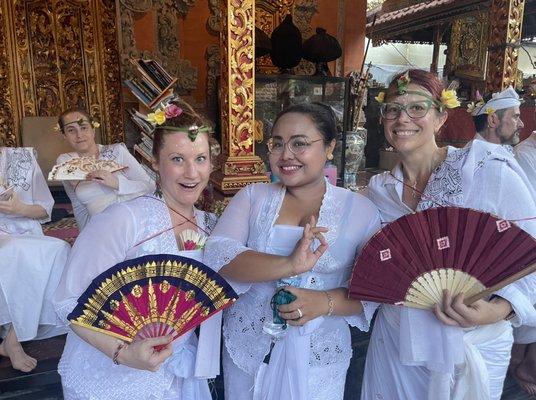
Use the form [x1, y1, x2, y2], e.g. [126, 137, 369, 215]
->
[126, 58, 177, 174]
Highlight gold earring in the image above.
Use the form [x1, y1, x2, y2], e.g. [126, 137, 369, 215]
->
[327, 153, 334, 161]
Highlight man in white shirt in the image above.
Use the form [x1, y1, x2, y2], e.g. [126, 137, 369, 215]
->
[471, 86, 524, 145]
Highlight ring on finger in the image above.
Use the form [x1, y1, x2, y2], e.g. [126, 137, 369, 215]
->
[296, 308, 303, 319]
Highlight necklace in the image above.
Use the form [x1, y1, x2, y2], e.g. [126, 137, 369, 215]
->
[402, 147, 447, 200]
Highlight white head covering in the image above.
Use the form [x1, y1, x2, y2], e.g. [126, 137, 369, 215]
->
[473, 86, 521, 116]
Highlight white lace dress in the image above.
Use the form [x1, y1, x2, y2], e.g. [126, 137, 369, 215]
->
[57, 143, 154, 230]
[204, 181, 381, 400]
[0, 147, 70, 341]
[360, 140, 536, 400]
[53, 195, 219, 400]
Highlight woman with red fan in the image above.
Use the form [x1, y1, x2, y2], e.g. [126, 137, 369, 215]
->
[53, 99, 222, 400]
[55, 109, 154, 230]
[357, 69, 536, 400]
[204, 103, 381, 400]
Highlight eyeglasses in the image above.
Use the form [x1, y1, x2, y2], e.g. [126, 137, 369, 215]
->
[267, 136, 324, 155]
[380, 101, 437, 120]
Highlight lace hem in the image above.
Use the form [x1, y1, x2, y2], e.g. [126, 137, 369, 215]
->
[347, 301, 378, 332]
[55, 300, 77, 325]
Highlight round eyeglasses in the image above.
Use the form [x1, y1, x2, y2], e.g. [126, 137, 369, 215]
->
[267, 136, 324, 155]
[380, 101, 438, 120]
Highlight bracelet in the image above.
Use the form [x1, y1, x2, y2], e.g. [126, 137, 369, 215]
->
[112, 340, 127, 365]
[324, 290, 334, 316]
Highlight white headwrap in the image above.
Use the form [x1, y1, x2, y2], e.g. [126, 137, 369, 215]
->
[472, 86, 521, 116]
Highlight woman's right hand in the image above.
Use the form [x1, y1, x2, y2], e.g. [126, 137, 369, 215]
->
[117, 335, 173, 371]
[288, 215, 328, 275]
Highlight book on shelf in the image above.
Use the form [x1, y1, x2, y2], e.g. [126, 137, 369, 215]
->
[127, 108, 155, 136]
[125, 80, 151, 105]
[134, 144, 154, 164]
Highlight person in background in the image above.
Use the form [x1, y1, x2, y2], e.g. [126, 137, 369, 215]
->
[56, 110, 154, 230]
[0, 147, 69, 372]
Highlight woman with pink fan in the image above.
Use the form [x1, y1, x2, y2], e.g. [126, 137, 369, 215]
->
[53, 99, 233, 400]
[351, 69, 536, 400]
[204, 103, 381, 400]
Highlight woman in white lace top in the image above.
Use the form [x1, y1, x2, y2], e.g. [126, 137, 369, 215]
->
[0, 147, 69, 372]
[54, 101, 220, 400]
[204, 103, 381, 400]
[56, 110, 154, 230]
[359, 69, 536, 400]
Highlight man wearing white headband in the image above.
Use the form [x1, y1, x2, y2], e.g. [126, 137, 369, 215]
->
[471, 86, 524, 145]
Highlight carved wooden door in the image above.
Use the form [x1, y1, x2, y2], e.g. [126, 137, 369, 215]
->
[0, 0, 123, 146]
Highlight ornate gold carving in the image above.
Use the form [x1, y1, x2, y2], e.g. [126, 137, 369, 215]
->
[448, 12, 489, 80]
[0, 2, 17, 146]
[0, 0, 123, 145]
[486, 0, 525, 92]
[213, 0, 268, 195]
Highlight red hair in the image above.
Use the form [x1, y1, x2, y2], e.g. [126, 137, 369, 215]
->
[387, 69, 444, 101]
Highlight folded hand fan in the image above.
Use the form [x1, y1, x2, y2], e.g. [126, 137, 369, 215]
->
[48, 157, 127, 181]
[349, 207, 536, 309]
[68, 254, 238, 343]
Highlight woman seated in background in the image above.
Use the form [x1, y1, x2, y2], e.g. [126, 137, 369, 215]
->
[204, 103, 381, 400]
[56, 109, 154, 230]
[0, 147, 70, 372]
[54, 100, 220, 400]
[360, 69, 536, 400]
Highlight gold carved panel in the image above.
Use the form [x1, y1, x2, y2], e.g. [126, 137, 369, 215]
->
[448, 12, 489, 80]
[0, 0, 124, 146]
[486, 0, 525, 91]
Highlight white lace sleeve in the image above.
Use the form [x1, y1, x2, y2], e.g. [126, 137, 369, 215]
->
[204, 185, 255, 294]
[31, 150, 54, 223]
[115, 144, 155, 197]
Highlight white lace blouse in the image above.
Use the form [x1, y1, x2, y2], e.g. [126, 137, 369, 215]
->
[0, 147, 53, 235]
[204, 181, 381, 377]
[53, 195, 218, 400]
[57, 143, 154, 230]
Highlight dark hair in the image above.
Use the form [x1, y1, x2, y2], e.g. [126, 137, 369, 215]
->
[473, 108, 507, 132]
[272, 102, 338, 144]
[387, 69, 445, 102]
[58, 109, 93, 133]
[152, 99, 218, 160]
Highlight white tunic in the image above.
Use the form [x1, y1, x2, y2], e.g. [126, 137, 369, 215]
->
[515, 132, 536, 191]
[53, 195, 219, 400]
[204, 181, 381, 400]
[57, 143, 154, 230]
[0, 147, 69, 341]
[361, 140, 536, 400]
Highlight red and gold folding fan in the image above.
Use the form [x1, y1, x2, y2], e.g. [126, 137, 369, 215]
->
[68, 254, 238, 342]
[349, 207, 536, 309]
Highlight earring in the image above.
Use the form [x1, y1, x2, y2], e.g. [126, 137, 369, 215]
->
[154, 172, 163, 198]
[327, 153, 334, 161]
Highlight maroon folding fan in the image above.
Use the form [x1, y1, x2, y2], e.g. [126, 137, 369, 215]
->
[349, 207, 536, 309]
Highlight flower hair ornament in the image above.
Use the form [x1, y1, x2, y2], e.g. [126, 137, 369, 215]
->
[375, 84, 460, 112]
[54, 117, 100, 132]
[145, 102, 212, 142]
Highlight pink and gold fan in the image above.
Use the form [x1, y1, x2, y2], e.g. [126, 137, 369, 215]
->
[349, 207, 536, 309]
[68, 254, 237, 342]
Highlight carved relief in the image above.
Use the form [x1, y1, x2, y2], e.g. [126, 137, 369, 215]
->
[486, 0, 525, 91]
[0, 0, 124, 145]
[448, 12, 489, 80]
[0, 2, 16, 146]
[119, 0, 197, 94]
[213, 0, 268, 195]
[205, 44, 220, 120]
[207, 0, 221, 35]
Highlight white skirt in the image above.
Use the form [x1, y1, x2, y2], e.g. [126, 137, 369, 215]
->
[0, 234, 69, 340]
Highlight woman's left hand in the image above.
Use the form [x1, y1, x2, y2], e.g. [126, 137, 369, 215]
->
[0, 192, 25, 216]
[277, 286, 330, 326]
[434, 289, 512, 328]
[87, 169, 119, 189]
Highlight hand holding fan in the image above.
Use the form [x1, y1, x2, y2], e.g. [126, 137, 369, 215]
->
[48, 157, 127, 181]
[349, 207, 536, 309]
[68, 254, 238, 343]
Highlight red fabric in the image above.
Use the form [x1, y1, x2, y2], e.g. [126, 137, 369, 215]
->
[348, 207, 536, 308]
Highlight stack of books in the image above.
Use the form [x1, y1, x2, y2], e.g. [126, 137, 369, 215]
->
[125, 59, 177, 108]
